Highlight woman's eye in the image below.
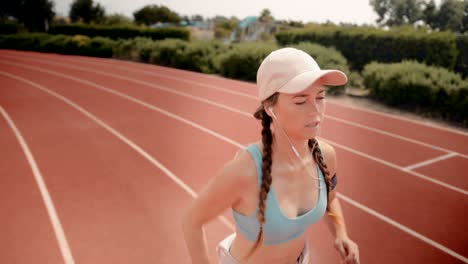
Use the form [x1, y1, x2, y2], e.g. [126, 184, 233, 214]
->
[295, 101, 306, 105]
[316, 97, 325, 100]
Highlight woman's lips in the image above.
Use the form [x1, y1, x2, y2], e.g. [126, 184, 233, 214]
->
[306, 122, 320, 127]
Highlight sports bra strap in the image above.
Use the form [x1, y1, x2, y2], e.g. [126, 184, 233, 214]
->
[246, 144, 263, 189]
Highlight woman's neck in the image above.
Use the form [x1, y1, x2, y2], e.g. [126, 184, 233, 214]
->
[270, 133, 314, 175]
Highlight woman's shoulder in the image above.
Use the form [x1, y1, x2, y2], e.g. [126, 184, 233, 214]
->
[316, 138, 337, 174]
[226, 141, 262, 185]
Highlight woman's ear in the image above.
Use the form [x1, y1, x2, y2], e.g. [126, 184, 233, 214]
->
[265, 105, 275, 119]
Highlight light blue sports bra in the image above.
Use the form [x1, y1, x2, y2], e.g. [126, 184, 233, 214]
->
[232, 143, 328, 245]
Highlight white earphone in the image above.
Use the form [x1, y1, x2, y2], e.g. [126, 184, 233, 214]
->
[269, 106, 277, 119]
[267, 105, 320, 182]
[268, 106, 302, 159]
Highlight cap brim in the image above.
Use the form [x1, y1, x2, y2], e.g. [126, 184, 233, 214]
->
[277, 69, 348, 94]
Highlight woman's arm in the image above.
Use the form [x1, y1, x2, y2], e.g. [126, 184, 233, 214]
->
[318, 139, 348, 238]
[324, 197, 348, 239]
[181, 153, 250, 264]
[319, 139, 360, 263]
[181, 219, 211, 264]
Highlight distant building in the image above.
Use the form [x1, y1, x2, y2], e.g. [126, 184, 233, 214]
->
[149, 20, 212, 30]
[230, 16, 277, 42]
[149, 20, 214, 40]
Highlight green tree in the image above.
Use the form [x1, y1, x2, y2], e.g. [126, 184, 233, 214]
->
[422, 0, 438, 29]
[463, 1, 468, 33]
[259, 8, 274, 23]
[0, 0, 55, 32]
[69, 0, 105, 24]
[421, 0, 467, 33]
[191, 14, 204, 22]
[370, 0, 391, 25]
[133, 5, 180, 25]
[100, 13, 133, 26]
[436, 0, 465, 32]
[370, 0, 424, 26]
[213, 16, 239, 39]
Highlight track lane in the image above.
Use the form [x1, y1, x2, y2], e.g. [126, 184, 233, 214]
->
[0, 54, 455, 169]
[0, 72, 231, 263]
[1, 53, 466, 262]
[7, 50, 465, 156]
[0, 103, 64, 264]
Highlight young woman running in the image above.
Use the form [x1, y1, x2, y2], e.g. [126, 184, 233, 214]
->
[182, 47, 360, 264]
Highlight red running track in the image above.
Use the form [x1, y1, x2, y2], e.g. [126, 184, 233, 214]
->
[0, 50, 467, 264]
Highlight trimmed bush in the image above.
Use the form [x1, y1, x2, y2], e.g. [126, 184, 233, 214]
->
[215, 42, 278, 81]
[0, 23, 19, 34]
[113, 37, 158, 61]
[362, 60, 468, 124]
[0, 33, 48, 50]
[0, 33, 115, 57]
[148, 39, 226, 74]
[48, 24, 190, 41]
[455, 34, 468, 79]
[276, 25, 459, 73]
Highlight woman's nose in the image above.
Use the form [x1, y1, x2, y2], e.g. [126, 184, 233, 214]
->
[308, 102, 319, 113]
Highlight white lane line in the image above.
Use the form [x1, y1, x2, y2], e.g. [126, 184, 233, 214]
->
[1, 60, 466, 196]
[326, 99, 468, 137]
[0, 71, 235, 232]
[0, 61, 244, 148]
[338, 193, 468, 263]
[404, 153, 458, 171]
[5, 53, 466, 159]
[1, 52, 468, 138]
[0, 103, 75, 264]
[88, 58, 468, 137]
[1, 69, 466, 263]
[320, 138, 468, 196]
[324, 115, 465, 159]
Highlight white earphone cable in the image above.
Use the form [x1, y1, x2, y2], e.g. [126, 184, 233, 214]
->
[268, 107, 322, 186]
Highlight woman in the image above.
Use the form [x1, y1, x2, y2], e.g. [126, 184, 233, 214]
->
[182, 47, 360, 264]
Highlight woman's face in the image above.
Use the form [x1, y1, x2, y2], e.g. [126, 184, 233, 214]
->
[271, 78, 326, 139]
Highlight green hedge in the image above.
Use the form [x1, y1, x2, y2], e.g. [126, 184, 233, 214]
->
[0, 23, 18, 34]
[113, 37, 157, 61]
[2, 32, 465, 125]
[113, 37, 227, 74]
[276, 25, 459, 73]
[48, 24, 190, 41]
[0, 33, 115, 57]
[214, 41, 352, 94]
[215, 42, 278, 81]
[149, 39, 226, 74]
[362, 60, 468, 124]
[455, 34, 468, 78]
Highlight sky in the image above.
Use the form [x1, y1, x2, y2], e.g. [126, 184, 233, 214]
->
[54, 0, 383, 25]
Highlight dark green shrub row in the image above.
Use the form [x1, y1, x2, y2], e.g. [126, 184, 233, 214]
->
[276, 25, 459, 73]
[0, 23, 18, 34]
[362, 60, 468, 124]
[0, 33, 115, 57]
[113, 37, 228, 74]
[113, 38, 353, 93]
[455, 34, 468, 78]
[149, 39, 227, 74]
[1, 33, 465, 125]
[214, 41, 352, 89]
[48, 24, 190, 41]
[215, 42, 278, 81]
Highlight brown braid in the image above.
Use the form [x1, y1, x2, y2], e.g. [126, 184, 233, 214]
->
[238, 92, 337, 263]
[309, 138, 341, 226]
[238, 94, 276, 263]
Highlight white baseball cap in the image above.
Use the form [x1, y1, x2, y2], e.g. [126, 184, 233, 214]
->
[256, 47, 348, 101]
